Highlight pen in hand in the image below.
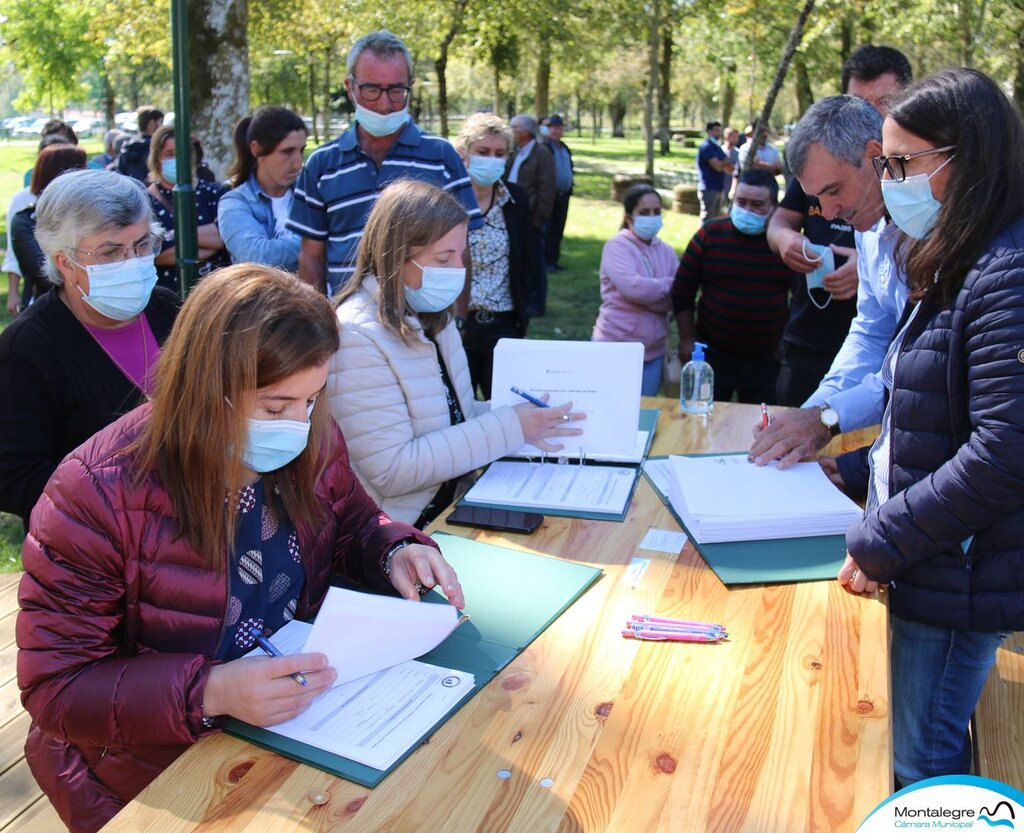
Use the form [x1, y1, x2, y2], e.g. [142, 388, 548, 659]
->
[761, 402, 770, 430]
[511, 386, 549, 409]
[249, 627, 308, 687]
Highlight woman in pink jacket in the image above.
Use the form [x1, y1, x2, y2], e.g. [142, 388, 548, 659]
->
[592, 183, 679, 395]
[17, 264, 464, 833]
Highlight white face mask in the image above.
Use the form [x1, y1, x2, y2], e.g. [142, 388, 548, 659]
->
[880, 155, 954, 240]
[354, 102, 409, 138]
[404, 259, 465, 313]
[241, 402, 314, 473]
[73, 255, 159, 321]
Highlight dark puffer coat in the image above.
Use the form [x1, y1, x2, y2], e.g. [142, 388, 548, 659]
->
[847, 217, 1024, 632]
[17, 404, 435, 833]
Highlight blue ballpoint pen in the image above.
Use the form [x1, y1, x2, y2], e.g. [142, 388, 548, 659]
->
[248, 627, 308, 687]
[511, 386, 550, 408]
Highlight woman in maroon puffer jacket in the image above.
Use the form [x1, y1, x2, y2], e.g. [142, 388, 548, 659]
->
[16, 264, 465, 833]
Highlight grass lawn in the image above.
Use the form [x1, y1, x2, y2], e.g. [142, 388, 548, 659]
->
[0, 134, 702, 571]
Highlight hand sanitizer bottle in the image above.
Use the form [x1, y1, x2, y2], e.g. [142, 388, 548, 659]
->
[680, 341, 714, 414]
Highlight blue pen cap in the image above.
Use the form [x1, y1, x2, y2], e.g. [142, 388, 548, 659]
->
[692, 341, 707, 362]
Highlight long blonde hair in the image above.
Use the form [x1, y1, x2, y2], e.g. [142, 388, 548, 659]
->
[336, 179, 467, 340]
[135, 264, 340, 566]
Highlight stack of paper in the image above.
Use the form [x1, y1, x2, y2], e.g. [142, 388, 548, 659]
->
[667, 454, 863, 543]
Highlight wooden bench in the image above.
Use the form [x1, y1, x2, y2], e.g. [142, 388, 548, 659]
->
[0, 572, 62, 832]
[975, 632, 1024, 787]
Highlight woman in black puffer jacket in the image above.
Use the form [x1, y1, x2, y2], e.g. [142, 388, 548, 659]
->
[837, 68, 1024, 789]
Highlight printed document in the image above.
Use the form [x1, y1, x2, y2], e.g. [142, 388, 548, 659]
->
[304, 587, 463, 685]
[248, 620, 473, 771]
[489, 339, 644, 459]
[666, 454, 863, 543]
[463, 460, 637, 514]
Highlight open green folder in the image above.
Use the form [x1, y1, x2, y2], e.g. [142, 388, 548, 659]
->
[455, 408, 660, 523]
[224, 534, 603, 787]
[643, 455, 850, 585]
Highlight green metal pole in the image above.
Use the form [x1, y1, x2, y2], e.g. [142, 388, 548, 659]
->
[170, 0, 198, 295]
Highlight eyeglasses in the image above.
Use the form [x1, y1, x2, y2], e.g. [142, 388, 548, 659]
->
[350, 78, 412, 104]
[870, 145, 955, 182]
[73, 233, 164, 264]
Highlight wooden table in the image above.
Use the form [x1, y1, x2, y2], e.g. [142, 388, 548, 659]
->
[79, 400, 888, 831]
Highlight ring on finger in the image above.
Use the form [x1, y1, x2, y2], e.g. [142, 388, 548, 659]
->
[561, 414, 570, 422]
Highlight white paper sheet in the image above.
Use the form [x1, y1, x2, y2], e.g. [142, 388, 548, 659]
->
[638, 527, 688, 554]
[302, 587, 463, 685]
[462, 460, 637, 514]
[667, 454, 863, 543]
[251, 620, 474, 771]
[642, 458, 675, 497]
[489, 339, 644, 459]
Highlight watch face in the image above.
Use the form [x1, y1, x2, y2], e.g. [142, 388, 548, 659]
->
[821, 407, 839, 427]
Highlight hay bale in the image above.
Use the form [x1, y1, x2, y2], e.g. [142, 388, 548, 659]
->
[672, 183, 701, 215]
[610, 174, 654, 203]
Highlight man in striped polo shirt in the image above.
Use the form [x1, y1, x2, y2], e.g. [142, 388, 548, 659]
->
[288, 31, 481, 294]
[672, 169, 794, 404]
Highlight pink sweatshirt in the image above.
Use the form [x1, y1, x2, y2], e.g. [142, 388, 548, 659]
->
[592, 229, 678, 360]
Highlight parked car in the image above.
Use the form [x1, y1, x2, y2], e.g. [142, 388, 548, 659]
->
[72, 118, 106, 138]
[12, 117, 50, 138]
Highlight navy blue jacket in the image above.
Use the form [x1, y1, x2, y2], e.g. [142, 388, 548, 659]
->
[847, 217, 1024, 632]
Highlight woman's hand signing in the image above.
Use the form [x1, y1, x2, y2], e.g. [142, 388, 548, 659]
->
[514, 395, 585, 452]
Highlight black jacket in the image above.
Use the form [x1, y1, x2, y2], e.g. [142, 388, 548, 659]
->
[500, 181, 539, 335]
[10, 204, 47, 303]
[846, 217, 1024, 632]
[0, 287, 180, 525]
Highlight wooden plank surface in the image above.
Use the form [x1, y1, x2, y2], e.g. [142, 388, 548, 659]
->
[976, 633, 1024, 788]
[94, 400, 892, 833]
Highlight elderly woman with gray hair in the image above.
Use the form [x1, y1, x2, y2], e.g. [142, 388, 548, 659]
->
[0, 169, 180, 527]
[453, 113, 538, 398]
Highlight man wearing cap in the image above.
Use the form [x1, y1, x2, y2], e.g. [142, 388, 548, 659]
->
[542, 115, 574, 271]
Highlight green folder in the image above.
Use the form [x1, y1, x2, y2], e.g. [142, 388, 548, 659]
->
[455, 408, 660, 523]
[643, 454, 850, 585]
[224, 534, 603, 787]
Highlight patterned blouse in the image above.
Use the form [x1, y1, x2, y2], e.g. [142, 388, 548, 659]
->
[217, 480, 305, 660]
[468, 181, 515, 313]
[149, 179, 230, 292]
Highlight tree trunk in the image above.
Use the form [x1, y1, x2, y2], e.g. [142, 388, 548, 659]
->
[576, 86, 583, 137]
[188, 0, 248, 179]
[101, 68, 115, 128]
[643, 0, 659, 177]
[322, 48, 331, 141]
[840, 14, 853, 75]
[657, 21, 672, 155]
[535, 44, 550, 117]
[794, 53, 813, 116]
[307, 57, 319, 146]
[757, 0, 816, 130]
[721, 62, 736, 127]
[492, 50, 502, 115]
[435, 0, 467, 139]
[609, 99, 626, 138]
[1015, 18, 1024, 111]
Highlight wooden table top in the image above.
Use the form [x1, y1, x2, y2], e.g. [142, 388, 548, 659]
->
[88, 399, 890, 833]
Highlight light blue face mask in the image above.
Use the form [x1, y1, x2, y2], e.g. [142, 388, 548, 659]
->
[801, 239, 837, 310]
[632, 214, 663, 240]
[75, 255, 159, 321]
[354, 102, 409, 138]
[405, 259, 466, 313]
[468, 154, 506, 187]
[730, 204, 768, 236]
[242, 402, 314, 473]
[160, 158, 177, 185]
[880, 154, 954, 239]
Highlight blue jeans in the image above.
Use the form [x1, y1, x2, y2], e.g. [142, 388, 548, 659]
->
[891, 614, 1006, 785]
[641, 356, 664, 396]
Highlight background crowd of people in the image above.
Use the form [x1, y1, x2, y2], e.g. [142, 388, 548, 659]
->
[1, 25, 1023, 833]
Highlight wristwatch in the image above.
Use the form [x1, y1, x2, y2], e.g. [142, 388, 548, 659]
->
[819, 404, 841, 438]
